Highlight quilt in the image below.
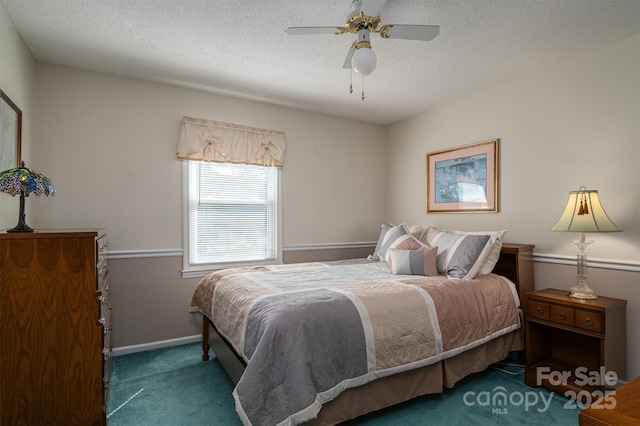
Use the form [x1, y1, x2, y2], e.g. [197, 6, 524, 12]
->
[190, 260, 521, 426]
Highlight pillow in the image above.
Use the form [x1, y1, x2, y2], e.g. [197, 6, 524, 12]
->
[425, 228, 495, 279]
[387, 246, 439, 276]
[407, 224, 429, 242]
[369, 223, 423, 262]
[369, 223, 395, 261]
[424, 227, 507, 276]
[381, 231, 426, 265]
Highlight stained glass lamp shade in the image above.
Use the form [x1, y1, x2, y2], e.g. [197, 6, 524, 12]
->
[0, 161, 55, 232]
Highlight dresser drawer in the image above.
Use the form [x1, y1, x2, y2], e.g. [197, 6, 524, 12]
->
[97, 235, 108, 261]
[575, 310, 603, 333]
[528, 301, 550, 320]
[99, 288, 111, 328]
[103, 352, 113, 410]
[97, 258, 109, 292]
[550, 305, 574, 326]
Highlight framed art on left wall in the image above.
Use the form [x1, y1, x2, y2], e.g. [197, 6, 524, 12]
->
[426, 138, 499, 213]
[0, 90, 22, 171]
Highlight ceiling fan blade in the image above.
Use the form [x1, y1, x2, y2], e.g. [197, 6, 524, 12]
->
[285, 27, 346, 35]
[342, 45, 356, 69]
[380, 24, 440, 41]
[359, 0, 388, 17]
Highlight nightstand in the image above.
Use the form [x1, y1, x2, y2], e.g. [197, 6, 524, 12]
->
[524, 288, 626, 396]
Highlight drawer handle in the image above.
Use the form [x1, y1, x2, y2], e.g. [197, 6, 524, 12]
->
[535, 307, 543, 314]
[584, 318, 593, 326]
[558, 312, 567, 320]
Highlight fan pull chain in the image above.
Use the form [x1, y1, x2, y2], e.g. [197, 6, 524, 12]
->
[361, 75, 365, 101]
[349, 65, 353, 94]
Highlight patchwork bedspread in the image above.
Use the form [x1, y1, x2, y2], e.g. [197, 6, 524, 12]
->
[190, 260, 521, 426]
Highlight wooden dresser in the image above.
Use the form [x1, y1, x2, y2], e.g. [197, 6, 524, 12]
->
[0, 230, 112, 425]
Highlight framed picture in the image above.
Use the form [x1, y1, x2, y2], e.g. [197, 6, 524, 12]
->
[426, 139, 499, 213]
[0, 90, 22, 172]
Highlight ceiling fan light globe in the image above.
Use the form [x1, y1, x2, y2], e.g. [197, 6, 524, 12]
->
[352, 47, 376, 75]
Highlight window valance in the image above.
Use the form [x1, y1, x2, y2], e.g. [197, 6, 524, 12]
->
[177, 116, 286, 167]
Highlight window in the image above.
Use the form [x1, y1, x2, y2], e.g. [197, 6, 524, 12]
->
[183, 161, 281, 277]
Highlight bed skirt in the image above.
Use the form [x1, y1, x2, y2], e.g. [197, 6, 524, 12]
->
[305, 321, 524, 425]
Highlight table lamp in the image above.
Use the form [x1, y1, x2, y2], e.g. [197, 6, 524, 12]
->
[0, 161, 55, 232]
[550, 186, 621, 299]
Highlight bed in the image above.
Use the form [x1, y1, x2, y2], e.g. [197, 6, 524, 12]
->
[190, 225, 534, 426]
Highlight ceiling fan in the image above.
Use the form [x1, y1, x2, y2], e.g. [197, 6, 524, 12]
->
[285, 0, 440, 100]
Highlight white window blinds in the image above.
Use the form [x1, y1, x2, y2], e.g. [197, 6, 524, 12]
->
[187, 161, 280, 268]
[178, 116, 284, 273]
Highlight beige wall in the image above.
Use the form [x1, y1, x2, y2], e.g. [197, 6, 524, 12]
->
[31, 64, 388, 352]
[0, 5, 36, 228]
[386, 35, 640, 378]
[386, 35, 639, 263]
[32, 65, 387, 250]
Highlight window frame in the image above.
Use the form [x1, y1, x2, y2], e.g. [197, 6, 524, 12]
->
[181, 161, 283, 278]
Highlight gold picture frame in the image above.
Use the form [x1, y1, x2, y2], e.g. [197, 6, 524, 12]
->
[0, 90, 22, 171]
[426, 139, 499, 213]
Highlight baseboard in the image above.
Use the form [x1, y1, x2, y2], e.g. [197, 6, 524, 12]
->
[112, 335, 201, 356]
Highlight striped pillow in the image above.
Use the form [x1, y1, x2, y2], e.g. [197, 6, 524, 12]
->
[387, 246, 439, 276]
[427, 228, 507, 276]
[382, 231, 426, 264]
[369, 224, 423, 262]
[369, 223, 395, 261]
[427, 229, 494, 279]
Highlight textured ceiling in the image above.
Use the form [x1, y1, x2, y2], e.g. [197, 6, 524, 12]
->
[2, 0, 639, 125]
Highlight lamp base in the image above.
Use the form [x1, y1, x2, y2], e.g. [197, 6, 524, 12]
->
[568, 282, 598, 299]
[6, 223, 36, 233]
[568, 238, 597, 299]
[6, 193, 37, 233]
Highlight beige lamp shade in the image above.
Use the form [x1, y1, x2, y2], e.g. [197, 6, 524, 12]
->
[550, 188, 621, 233]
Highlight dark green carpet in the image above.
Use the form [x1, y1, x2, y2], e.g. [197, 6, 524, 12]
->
[108, 343, 578, 425]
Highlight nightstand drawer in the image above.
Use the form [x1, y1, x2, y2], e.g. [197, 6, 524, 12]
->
[528, 301, 550, 320]
[550, 305, 574, 326]
[575, 310, 603, 333]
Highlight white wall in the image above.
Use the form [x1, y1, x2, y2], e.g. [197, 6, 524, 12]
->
[32, 65, 387, 251]
[0, 4, 36, 229]
[387, 35, 640, 379]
